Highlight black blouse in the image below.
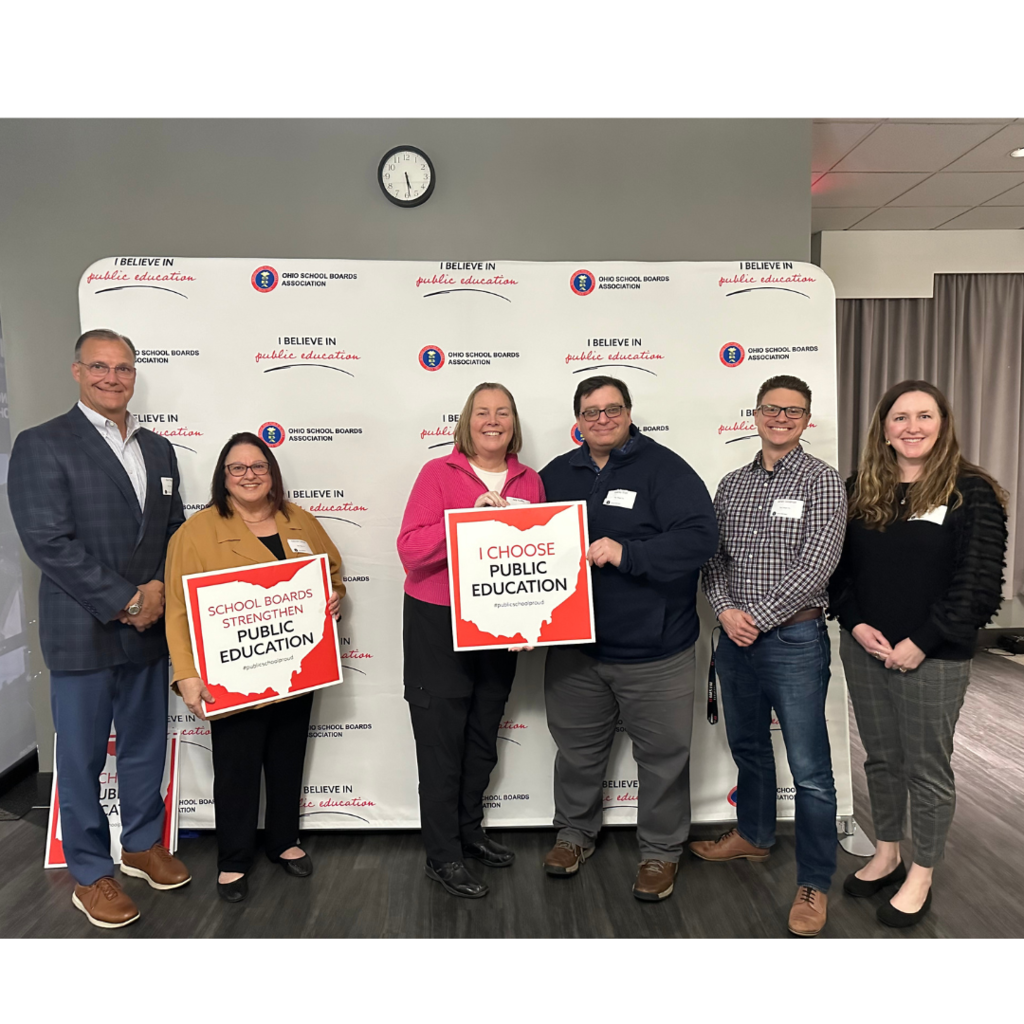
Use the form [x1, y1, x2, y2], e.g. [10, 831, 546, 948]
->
[258, 533, 286, 561]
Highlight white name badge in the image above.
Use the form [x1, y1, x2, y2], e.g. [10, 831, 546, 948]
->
[909, 504, 948, 525]
[288, 539, 313, 554]
[603, 489, 637, 509]
[161, 477, 173, 495]
[770, 499, 804, 519]
[505, 496, 531, 506]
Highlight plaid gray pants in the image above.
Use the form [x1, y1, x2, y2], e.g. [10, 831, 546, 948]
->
[839, 630, 971, 867]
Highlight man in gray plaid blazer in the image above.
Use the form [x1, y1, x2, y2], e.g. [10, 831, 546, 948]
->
[9, 328, 191, 928]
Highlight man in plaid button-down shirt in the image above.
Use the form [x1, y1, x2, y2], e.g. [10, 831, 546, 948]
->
[693, 374, 846, 937]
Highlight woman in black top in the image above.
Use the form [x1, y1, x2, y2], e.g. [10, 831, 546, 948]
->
[829, 380, 1007, 927]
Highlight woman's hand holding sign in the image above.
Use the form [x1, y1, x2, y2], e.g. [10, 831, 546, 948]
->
[474, 491, 508, 508]
[329, 589, 343, 621]
[179, 676, 215, 720]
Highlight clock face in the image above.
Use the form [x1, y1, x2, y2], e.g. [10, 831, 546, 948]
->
[378, 146, 435, 207]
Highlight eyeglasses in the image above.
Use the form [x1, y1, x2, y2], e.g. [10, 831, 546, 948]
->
[78, 361, 136, 379]
[756, 404, 808, 420]
[580, 404, 626, 422]
[225, 462, 271, 477]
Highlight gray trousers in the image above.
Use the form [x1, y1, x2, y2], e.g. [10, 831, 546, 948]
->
[544, 645, 696, 861]
[839, 631, 971, 867]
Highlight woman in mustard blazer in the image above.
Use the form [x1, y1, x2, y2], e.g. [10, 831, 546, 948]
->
[166, 431, 344, 903]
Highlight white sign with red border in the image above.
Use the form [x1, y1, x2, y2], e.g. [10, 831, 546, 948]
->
[183, 554, 343, 717]
[445, 501, 595, 651]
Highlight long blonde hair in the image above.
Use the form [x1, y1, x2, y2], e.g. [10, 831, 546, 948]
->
[849, 379, 1007, 529]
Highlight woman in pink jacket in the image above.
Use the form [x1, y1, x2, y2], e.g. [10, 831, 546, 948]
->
[398, 382, 545, 899]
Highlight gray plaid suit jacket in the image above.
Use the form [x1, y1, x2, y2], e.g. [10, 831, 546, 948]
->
[9, 405, 186, 671]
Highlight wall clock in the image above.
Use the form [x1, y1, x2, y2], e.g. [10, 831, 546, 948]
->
[378, 146, 435, 208]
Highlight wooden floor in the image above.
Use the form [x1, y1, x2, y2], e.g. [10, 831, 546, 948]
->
[2, 651, 1022, 939]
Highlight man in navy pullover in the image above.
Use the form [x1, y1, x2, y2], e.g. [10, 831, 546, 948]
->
[539, 376, 718, 900]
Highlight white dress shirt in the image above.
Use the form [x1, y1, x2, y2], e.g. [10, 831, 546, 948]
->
[77, 400, 148, 510]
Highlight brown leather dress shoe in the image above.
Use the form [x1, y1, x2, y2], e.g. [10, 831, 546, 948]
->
[689, 828, 770, 862]
[632, 860, 678, 901]
[72, 877, 140, 929]
[788, 886, 828, 936]
[543, 839, 594, 876]
[120, 843, 192, 890]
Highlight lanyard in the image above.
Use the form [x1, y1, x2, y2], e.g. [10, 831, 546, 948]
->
[707, 626, 721, 725]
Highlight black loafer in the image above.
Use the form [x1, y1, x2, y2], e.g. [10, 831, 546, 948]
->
[425, 860, 489, 898]
[463, 836, 515, 868]
[842, 861, 906, 898]
[877, 887, 932, 928]
[275, 852, 314, 878]
[217, 875, 248, 903]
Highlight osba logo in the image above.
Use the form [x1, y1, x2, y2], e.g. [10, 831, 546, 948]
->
[259, 422, 286, 447]
[570, 269, 595, 296]
[570, 424, 585, 446]
[720, 342, 745, 367]
[251, 266, 279, 292]
[419, 346, 445, 371]
[727, 786, 738, 807]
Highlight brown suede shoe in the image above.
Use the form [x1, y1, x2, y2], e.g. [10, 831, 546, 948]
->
[543, 840, 594, 876]
[120, 843, 192, 890]
[788, 886, 828, 936]
[632, 859, 678, 901]
[689, 828, 770, 862]
[72, 877, 140, 929]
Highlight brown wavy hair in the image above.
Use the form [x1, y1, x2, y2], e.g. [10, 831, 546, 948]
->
[452, 383, 523, 459]
[849, 379, 1007, 529]
[209, 431, 289, 520]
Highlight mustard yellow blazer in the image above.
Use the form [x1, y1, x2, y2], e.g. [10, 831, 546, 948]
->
[165, 502, 345, 686]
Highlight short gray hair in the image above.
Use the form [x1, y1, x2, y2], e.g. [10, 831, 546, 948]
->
[74, 329, 136, 361]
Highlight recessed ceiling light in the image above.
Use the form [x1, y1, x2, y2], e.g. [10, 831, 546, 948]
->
[1011, 147, 1024, 158]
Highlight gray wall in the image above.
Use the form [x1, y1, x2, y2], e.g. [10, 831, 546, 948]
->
[0, 118, 811, 763]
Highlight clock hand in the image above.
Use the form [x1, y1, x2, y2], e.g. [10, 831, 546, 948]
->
[405, 171, 412, 196]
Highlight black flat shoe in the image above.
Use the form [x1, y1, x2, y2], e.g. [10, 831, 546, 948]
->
[877, 887, 932, 928]
[274, 852, 314, 878]
[843, 861, 906, 898]
[217, 875, 248, 903]
[463, 835, 515, 868]
[425, 860, 489, 898]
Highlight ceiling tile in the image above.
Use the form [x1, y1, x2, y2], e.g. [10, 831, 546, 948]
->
[851, 207, 972, 230]
[944, 124, 1024, 171]
[936, 207, 1024, 229]
[812, 172, 930, 207]
[811, 208, 877, 231]
[831, 122, 1002, 172]
[811, 122, 881, 172]
[984, 181, 1024, 206]
[888, 172, 1024, 207]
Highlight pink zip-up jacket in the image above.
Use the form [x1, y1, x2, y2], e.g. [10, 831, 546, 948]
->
[398, 447, 546, 606]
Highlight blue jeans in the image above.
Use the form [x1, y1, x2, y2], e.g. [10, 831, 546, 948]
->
[716, 617, 837, 892]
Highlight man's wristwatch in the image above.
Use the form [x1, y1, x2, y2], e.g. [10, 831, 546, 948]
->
[127, 592, 145, 617]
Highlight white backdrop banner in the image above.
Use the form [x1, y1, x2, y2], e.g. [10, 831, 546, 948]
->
[79, 257, 852, 830]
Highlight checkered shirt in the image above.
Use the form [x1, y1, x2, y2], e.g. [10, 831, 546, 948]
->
[701, 445, 847, 632]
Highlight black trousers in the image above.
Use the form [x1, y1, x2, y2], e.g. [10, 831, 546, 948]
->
[404, 595, 517, 864]
[210, 692, 314, 873]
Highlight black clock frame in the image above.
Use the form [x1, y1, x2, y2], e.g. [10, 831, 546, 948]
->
[378, 145, 436, 208]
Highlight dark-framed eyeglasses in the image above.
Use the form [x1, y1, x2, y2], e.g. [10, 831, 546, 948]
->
[580, 404, 626, 422]
[225, 461, 271, 478]
[77, 361, 137, 379]
[756, 404, 808, 420]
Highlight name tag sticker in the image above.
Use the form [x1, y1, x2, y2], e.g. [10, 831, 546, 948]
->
[505, 496, 531, 506]
[161, 477, 173, 496]
[771, 499, 804, 519]
[287, 539, 313, 554]
[603, 489, 637, 510]
[909, 505, 948, 525]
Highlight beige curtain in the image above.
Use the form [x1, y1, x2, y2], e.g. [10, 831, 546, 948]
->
[837, 273, 1024, 597]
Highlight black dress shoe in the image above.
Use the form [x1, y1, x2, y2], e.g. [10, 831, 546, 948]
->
[425, 860, 489, 898]
[877, 887, 932, 928]
[463, 835, 515, 868]
[273, 852, 314, 878]
[842, 860, 906, 898]
[217, 875, 248, 903]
